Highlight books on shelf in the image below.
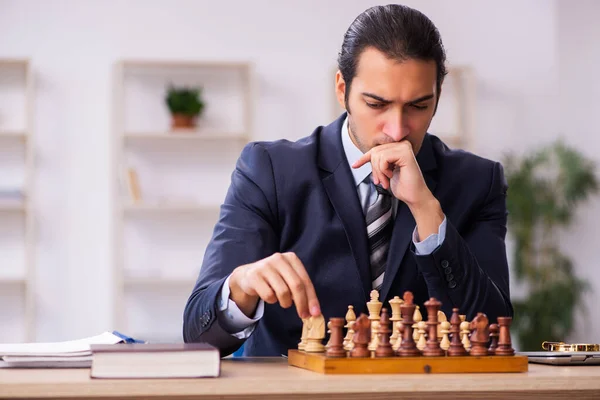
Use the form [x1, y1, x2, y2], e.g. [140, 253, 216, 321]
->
[90, 343, 220, 379]
[0, 331, 141, 368]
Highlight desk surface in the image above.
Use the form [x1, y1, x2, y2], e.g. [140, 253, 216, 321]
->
[1, 357, 600, 399]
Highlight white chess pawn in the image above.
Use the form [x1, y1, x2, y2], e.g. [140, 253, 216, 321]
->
[416, 320, 427, 351]
[343, 305, 356, 350]
[412, 305, 422, 341]
[440, 321, 451, 351]
[460, 320, 471, 351]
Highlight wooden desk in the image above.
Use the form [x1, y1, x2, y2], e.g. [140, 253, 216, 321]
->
[1, 357, 600, 399]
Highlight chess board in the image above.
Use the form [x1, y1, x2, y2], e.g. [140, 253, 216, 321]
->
[288, 350, 528, 374]
[289, 290, 526, 374]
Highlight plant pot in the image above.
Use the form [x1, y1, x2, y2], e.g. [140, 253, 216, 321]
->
[171, 113, 196, 129]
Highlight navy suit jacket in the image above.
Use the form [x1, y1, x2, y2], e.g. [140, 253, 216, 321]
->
[183, 113, 513, 357]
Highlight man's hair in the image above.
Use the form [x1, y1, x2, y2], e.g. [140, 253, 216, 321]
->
[338, 4, 448, 111]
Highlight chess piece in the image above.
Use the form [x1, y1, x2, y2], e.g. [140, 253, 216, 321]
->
[388, 296, 403, 346]
[375, 308, 395, 357]
[326, 318, 346, 357]
[343, 305, 357, 351]
[440, 321, 451, 351]
[495, 317, 515, 356]
[305, 314, 326, 353]
[392, 320, 404, 351]
[350, 314, 371, 357]
[368, 321, 380, 351]
[367, 290, 382, 346]
[422, 297, 445, 356]
[437, 310, 447, 341]
[412, 305, 422, 341]
[416, 321, 427, 351]
[448, 308, 468, 356]
[460, 320, 471, 351]
[325, 320, 332, 349]
[469, 312, 489, 356]
[488, 323, 499, 355]
[397, 291, 421, 357]
[298, 318, 308, 351]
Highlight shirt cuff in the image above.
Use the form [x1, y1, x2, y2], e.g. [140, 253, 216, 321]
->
[412, 216, 447, 255]
[217, 275, 264, 339]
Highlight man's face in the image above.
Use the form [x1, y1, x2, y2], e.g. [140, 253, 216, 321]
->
[336, 47, 439, 155]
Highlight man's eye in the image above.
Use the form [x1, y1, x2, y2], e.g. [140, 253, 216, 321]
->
[412, 104, 428, 110]
[366, 102, 385, 109]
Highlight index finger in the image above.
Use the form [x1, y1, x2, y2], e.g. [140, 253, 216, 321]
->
[352, 150, 372, 169]
[283, 252, 321, 316]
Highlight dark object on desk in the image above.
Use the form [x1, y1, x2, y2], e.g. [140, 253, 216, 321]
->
[90, 343, 220, 379]
[521, 351, 600, 366]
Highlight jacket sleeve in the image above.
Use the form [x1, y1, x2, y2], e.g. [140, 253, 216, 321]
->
[412, 161, 513, 323]
[182, 142, 280, 357]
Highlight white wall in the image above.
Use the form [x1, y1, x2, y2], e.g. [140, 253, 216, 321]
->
[1, 0, 594, 344]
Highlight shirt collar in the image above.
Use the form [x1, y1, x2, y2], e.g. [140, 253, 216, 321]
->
[341, 114, 372, 187]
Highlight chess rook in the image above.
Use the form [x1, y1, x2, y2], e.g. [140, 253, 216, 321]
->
[325, 318, 346, 358]
[495, 317, 515, 356]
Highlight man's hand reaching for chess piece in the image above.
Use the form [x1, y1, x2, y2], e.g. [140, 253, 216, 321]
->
[229, 252, 322, 319]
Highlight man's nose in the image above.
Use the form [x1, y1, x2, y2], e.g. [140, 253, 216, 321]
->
[382, 112, 409, 141]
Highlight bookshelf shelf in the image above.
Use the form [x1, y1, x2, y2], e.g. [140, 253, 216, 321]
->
[0, 131, 28, 140]
[0, 59, 35, 342]
[124, 277, 195, 287]
[124, 131, 248, 141]
[0, 202, 26, 212]
[123, 203, 220, 214]
[0, 277, 27, 284]
[112, 59, 254, 341]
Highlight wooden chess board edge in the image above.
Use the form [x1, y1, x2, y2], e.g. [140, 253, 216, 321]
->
[288, 350, 528, 374]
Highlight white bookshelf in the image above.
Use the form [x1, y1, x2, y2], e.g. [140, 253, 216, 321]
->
[0, 58, 36, 342]
[112, 60, 253, 342]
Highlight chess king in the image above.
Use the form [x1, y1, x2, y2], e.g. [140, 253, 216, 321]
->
[183, 4, 513, 357]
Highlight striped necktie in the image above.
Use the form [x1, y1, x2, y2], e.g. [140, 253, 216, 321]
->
[366, 184, 393, 290]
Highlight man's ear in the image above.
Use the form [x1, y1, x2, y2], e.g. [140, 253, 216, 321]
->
[335, 70, 347, 111]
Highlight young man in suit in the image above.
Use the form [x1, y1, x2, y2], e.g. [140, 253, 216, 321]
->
[183, 4, 513, 357]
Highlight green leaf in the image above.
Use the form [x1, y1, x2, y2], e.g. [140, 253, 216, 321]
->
[165, 85, 205, 116]
[504, 140, 597, 350]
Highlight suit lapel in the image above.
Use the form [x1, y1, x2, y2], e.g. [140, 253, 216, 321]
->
[379, 134, 438, 301]
[319, 114, 371, 300]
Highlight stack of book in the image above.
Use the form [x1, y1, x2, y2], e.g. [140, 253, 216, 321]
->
[0, 332, 221, 378]
[0, 331, 134, 368]
[90, 343, 220, 378]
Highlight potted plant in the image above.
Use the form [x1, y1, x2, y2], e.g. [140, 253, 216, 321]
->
[503, 140, 598, 350]
[165, 85, 205, 129]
